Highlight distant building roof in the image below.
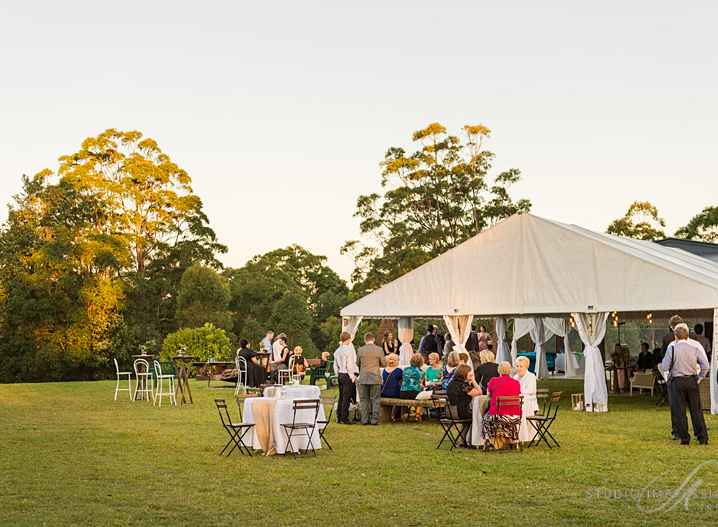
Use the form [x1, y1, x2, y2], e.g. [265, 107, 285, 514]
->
[655, 238, 718, 263]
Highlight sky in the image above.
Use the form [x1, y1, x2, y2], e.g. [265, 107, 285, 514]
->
[1, 1, 717, 279]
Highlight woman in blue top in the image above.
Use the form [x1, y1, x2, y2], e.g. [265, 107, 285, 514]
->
[400, 353, 425, 399]
[381, 353, 403, 398]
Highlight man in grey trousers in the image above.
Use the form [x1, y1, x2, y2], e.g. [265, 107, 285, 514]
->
[356, 333, 386, 425]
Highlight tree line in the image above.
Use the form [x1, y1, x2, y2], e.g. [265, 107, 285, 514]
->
[3, 123, 712, 382]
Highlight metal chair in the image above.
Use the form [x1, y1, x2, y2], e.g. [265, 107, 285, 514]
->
[153, 360, 177, 407]
[281, 399, 321, 456]
[317, 395, 336, 451]
[234, 355, 248, 396]
[132, 359, 154, 402]
[277, 366, 291, 385]
[113, 358, 133, 401]
[214, 399, 254, 456]
[437, 404, 472, 451]
[527, 391, 562, 448]
[483, 395, 523, 451]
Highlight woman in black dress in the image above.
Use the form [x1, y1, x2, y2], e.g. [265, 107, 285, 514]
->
[382, 331, 398, 356]
[447, 364, 482, 446]
[237, 339, 266, 387]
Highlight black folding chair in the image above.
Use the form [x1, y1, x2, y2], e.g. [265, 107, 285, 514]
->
[317, 396, 336, 451]
[214, 399, 254, 457]
[527, 391, 562, 448]
[437, 404, 472, 451]
[281, 399, 321, 457]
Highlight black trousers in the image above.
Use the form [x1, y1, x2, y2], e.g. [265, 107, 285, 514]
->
[667, 380, 678, 436]
[670, 375, 708, 443]
[337, 373, 355, 423]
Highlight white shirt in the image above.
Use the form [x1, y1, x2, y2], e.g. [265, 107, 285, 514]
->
[272, 340, 286, 363]
[334, 344, 357, 381]
[260, 336, 273, 354]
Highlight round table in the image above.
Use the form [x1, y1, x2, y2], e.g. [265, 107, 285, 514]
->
[243, 392, 325, 455]
[263, 384, 321, 400]
[470, 395, 490, 446]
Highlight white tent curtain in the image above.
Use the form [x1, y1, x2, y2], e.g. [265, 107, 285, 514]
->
[572, 312, 609, 412]
[443, 314, 474, 353]
[511, 318, 532, 364]
[529, 317, 553, 379]
[543, 317, 582, 377]
[495, 317, 511, 364]
[711, 308, 718, 414]
[341, 316, 363, 340]
[397, 317, 414, 368]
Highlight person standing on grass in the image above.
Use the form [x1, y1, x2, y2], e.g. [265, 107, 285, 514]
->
[660, 315, 683, 440]
[260, 330, 274, 355]
[356, 333, 386, 425]
[661, 323, 710, 445]
[334, 331, 357, 424]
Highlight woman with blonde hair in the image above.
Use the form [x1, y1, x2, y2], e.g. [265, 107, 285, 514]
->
[513, 355, 539, 443]
[475, 349, 499, 393]
[381, 353, 403, 421]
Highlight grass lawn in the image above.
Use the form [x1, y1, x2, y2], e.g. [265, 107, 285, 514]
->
[1, 378, 718, 526]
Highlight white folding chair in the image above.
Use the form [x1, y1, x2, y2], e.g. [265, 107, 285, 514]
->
[133, 359, 155, 402]
[113, 358, 133, 401]
[235, 355, 248, 396]
[153, 360, 177, 407]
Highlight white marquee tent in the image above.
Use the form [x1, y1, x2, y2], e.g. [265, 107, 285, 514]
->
[340, 213, 718, 414]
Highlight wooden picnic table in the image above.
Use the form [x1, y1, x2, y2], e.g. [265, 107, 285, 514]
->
[192, 360, 235, 388]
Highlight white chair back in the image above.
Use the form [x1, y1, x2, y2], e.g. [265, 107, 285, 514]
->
[288, 356, 296, 378]
[134, 358, 150, 375]
[114, 358, 121, 374]
[153, 360, 163, 377]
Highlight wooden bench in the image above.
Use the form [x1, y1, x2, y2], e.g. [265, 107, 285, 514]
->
[630, 371, 655, 396]
[379, 397, 446, 422]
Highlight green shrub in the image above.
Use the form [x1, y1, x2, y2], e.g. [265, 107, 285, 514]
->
[160, 323, 232, 362]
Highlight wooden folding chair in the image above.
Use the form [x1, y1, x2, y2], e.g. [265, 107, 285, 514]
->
[483, 395, 523, 451]
[317, 396, 336, 451]
[281, 399, 321, 457]
[437, 405, 472, 451]
[527, 391, 562, 448]
[215, 399, 254, 457]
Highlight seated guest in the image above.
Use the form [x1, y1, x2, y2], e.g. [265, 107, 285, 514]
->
[441, 351, 460, 391]
[475, 349, 499, 393]
[513, 356, 539, 443]
[487, 361, 521, 415]
[400, 353, 426, 420]
[425, 352, 443, 387]
[637, 342, 653, 371]
[381, 353, 403, 421]
[237, 339, 265, 387]
[309, 351, 331, 385]
[290, 346, 308, 380]
[447, 364, 482, 446]
[484, 361, 522, 449]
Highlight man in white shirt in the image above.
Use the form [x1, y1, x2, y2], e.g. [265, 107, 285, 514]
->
[260, 330, 274, 355]
[334, 331, 357, 424]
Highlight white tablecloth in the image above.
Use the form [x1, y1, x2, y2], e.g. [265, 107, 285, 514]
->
[263, 384, 321, 400]
[243, 396, 325, 454]
[470, 395, 490, 446]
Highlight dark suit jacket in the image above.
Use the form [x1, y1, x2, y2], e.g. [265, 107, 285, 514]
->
[356, 343, 386, 384]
